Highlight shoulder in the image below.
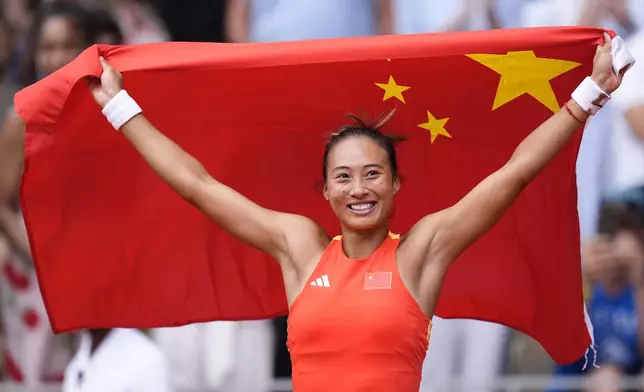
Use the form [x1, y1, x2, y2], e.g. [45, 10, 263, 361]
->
[279, 213, 330, 253]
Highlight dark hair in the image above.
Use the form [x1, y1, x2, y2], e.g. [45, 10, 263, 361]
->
[89, 9, 123, 45]
[322, 109, 406, 184]
[598, 200, 644, 237]
[18, 1, 94, 86]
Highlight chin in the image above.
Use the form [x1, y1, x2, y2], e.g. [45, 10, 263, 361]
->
[340, 211, 387, 232]
[344, 219, 381, 232]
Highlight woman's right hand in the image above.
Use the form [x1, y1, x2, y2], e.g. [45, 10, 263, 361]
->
[88, 57, 123, 108]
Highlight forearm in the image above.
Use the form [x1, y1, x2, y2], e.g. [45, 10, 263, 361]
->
[120, 115, 210, 200]
[507, 100, 587, 184]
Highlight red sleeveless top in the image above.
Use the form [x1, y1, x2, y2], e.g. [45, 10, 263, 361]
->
[287, 233, 431, 392]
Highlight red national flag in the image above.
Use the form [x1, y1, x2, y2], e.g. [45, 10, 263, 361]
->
[15, 27, 604, 364]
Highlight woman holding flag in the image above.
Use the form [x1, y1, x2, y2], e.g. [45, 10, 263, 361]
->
[88, 32, 624, 391]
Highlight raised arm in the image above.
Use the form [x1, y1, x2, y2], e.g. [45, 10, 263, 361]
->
[405, 33, 623, 272]
[89, 58, 327, 268]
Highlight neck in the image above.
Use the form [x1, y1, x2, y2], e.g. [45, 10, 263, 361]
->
[340, 224, 389, 259]
[89, 329, 112, 355]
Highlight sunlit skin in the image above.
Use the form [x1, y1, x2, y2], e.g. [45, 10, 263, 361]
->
[323, 137, 399, 236]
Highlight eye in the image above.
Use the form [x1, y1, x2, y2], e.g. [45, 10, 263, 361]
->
[335, 173, 350, 180]
[366, 170, 380, 178]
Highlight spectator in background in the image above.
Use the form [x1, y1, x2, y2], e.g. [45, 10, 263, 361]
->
[106, 0, 169, 44]
[90, 8, 124, 45]
[609, 29, 644, 194]
[152, 320, 274, 392]
[62, 328, 173, 392]
[225, 0, 392, 43]
[0, 2, 128, 386]
[521, 0, 643, 34]
[156, 0, 227, 42]
[0, 15, 18, 127]
[582, 193, 644, 392]
[393, 0, 531, 35]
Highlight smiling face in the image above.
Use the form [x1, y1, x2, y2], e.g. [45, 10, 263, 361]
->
[323, 136, 400, 232]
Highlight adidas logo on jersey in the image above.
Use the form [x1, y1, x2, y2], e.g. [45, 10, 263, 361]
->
[310, 275, 330, 288]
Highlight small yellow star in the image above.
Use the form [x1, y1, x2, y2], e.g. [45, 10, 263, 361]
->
[418, 111, 451, 143]
[466, 51, 581, 113]
[375, 75, 410, 103]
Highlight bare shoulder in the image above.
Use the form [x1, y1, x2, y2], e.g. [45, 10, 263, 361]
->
[397, 211, 446, 265]
[276, 213, 329, 268]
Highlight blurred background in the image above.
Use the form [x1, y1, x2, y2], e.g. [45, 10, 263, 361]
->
[1, 0, 644, 391]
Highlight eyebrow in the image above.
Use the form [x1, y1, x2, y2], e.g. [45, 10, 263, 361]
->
[332, 164, 385, 172]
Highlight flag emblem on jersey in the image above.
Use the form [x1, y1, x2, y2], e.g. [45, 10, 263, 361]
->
[364, 272, 392, 290]
[310, 275, 330, 288]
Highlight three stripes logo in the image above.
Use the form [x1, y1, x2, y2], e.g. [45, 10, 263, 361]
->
[310, 274, 331, 288]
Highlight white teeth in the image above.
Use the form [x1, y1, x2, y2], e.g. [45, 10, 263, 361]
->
[349, 203, 374, 211]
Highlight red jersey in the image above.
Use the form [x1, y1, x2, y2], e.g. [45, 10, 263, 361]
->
[287, 233, 431, 391]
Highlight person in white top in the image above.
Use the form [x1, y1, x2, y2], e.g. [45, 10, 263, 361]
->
[62, 328, 173, 392]
[610, 30, 644, 193]
[152, 320, 274, 392]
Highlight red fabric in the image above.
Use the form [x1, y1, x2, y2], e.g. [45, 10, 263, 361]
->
[15, 26, 605, 364]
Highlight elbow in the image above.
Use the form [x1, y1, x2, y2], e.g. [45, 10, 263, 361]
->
[504, 156, 536, 189]
[172, 164, 211, 204]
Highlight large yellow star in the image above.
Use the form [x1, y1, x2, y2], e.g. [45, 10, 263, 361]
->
[466, 51, 581, 113]
[375, 75, 410, 103]
[418, 111, 451, 143]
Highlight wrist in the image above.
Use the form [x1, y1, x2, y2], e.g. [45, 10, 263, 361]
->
[101, 90, 142, 131]
[590, 74, 613, 93]
[565, 100, 591, 123]
[571, 76, 611, 116]
[102, 88, 123, 108]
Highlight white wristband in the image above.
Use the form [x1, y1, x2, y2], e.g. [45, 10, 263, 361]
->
[101, 90, 142, 130]
[571, 77, 610, 115]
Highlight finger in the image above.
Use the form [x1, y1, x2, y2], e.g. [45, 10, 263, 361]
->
[99, 56, 114, 72]
[602, 32, 612, 51]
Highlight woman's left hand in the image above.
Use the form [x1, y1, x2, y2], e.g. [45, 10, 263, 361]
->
[591, 32, 624, 94]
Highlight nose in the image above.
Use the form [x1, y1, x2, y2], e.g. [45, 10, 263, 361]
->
[348, 179, 369, 198]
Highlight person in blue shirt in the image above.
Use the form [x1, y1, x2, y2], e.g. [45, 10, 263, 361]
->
[551, 191, 644, 392]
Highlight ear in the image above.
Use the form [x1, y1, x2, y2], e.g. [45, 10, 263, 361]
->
[323, 183, 329, 200]
[393, 178, 401, 195]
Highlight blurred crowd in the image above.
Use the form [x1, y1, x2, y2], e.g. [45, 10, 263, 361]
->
[0, 0, 644, 391]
